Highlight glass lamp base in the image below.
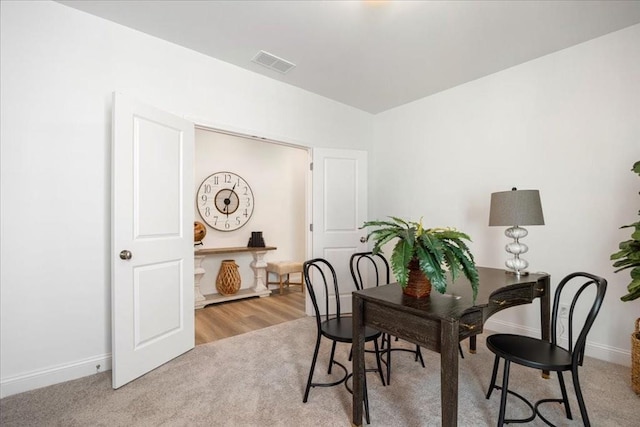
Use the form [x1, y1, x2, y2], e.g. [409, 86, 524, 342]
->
[504, 226, 530, 276]
[504, 270, 529, 276]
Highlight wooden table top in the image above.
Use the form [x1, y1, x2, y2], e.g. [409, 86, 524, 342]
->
[195, 246, 277, 255]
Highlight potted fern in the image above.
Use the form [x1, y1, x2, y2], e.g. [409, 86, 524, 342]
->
[362, 217, 479, 300]
[611, 161, 640, 302]
[610, 160, 640, 395]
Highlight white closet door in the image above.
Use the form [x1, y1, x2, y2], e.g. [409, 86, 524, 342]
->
[311, 148, 368, 314]
[112, 93, 194, 388]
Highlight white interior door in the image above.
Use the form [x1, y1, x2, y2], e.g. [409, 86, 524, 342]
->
[311, 148, 368, 314]
[112, 93, 194, 389]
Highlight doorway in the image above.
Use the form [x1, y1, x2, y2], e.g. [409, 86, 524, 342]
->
[194, 127, 309, 345]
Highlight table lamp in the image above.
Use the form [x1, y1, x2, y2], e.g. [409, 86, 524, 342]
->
[489, 188, 544, 276]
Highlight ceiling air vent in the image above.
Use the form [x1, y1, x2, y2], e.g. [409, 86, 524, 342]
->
[251, 50, 296, 74]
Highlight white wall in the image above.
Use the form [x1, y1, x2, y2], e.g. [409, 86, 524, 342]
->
[2, 0, 638, 398]
[195, 129, 307, 294]
[0, 1, 372, 397]
[372, 24, 640, 365]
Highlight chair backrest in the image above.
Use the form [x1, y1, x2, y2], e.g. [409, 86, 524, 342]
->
[303, 258, 343, 327]
[349, 251, 390, 291]
[551, 272, 607, 365]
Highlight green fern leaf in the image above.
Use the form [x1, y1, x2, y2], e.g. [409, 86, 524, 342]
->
[390, 239, 413, 286]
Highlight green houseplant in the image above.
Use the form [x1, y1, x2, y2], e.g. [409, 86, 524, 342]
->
[611, 160, 640, 302]
[362, 217, 479, 300]
[610, 160, 640, 395]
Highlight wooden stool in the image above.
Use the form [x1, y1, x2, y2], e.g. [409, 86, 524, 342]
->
[266, 261, 304, 294]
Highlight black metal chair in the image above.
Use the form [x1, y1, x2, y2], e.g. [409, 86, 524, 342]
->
[485, 272, 607, 427]
[349, 251, 426, 384]
[302, 258, 386, 424]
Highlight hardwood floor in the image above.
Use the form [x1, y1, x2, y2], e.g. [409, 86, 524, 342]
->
[195, 288, 306, 345]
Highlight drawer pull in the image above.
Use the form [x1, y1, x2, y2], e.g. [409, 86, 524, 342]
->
[492, 299, 508, 306]
[461, 323, 477, 331]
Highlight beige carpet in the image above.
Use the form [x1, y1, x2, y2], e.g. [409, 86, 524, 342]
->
[1, 317, 638, 426]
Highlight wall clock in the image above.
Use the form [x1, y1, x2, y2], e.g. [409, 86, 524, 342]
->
[196, 171, 254, 231]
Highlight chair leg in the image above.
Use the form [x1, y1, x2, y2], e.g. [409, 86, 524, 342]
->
[486, 355, 500, 399]
[382, 338, 425, 387]
[386, 334, 392, 385]
[498, 360, 511, 427]
[379, 334, 391, 385]
[373, 338, 386, 386]
[303, 334, 322, 403]
[416, 346, 425, 367]
[557, 371, 573, 420]
[328, 341, 337, 374]
[279, 274, 284, 295]
[459, 343, 464, 359]
[572, 368, 591, 427]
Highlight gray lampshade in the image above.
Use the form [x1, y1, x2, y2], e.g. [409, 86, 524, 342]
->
[489, 189, 545, 226]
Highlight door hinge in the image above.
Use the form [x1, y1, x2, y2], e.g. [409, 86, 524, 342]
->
[309, 162, 313, 171]
[309, 224, 313, 232]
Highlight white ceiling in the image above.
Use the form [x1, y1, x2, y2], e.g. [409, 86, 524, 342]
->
[58, 1, 640, 114]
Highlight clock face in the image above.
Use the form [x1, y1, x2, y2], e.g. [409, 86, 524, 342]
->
[197, 172, 254, 231]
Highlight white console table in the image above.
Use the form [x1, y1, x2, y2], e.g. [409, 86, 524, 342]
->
[194, 246, 277, 309]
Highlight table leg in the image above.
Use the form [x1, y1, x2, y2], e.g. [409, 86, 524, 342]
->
[194, 255, 207, 309]
[469, 335, 477, 354]
[441, 319, 459, 427]
[352, 295, 365, 427]
[250, 250, 268, 291]
[540, 275, 551, 378]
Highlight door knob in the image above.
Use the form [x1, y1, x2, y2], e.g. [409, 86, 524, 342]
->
[360, 237, 367, 243]
[119, 250, 132, 260]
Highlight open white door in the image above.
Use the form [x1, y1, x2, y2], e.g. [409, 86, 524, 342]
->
[112, 93, 194, 388]
[311, 148, 368, 314]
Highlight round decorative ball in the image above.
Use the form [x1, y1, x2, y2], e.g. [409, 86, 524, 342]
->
[194, 221, 207, 242]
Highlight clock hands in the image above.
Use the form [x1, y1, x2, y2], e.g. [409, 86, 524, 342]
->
[223, 183, 236, 217]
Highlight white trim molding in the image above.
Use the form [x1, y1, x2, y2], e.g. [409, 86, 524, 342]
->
[0, 354, 112, 398]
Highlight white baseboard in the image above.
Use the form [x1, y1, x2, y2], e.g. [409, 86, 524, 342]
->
[484, 318, 631, 367]
[0, 354, 112, 398]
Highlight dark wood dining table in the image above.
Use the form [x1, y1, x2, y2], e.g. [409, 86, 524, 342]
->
[352, 267, 551, 426]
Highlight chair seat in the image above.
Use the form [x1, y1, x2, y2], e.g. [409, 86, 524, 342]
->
[267, 261, 303, 275]
[487, 334, 572, 371]
[266, 261, 303, 294]
[321, 317, 381, 343]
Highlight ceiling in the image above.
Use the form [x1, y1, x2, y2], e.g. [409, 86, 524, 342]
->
[58, 1, 640, 114]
